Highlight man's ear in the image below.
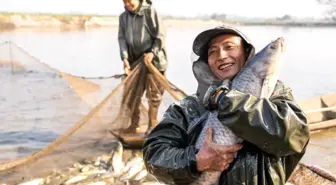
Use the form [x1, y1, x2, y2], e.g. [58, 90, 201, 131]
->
[244, 45, 252, 61]
[244, 48, 249, 61]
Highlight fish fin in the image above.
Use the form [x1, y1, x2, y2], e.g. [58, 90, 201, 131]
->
[260, 77, 277, 99]
[260, 78, 269, 98]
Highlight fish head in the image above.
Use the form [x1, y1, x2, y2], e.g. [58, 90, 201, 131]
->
[267, 37, 285, 56]
[251, 37, 285, 79]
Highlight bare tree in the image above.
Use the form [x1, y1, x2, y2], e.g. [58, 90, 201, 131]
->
[317, 0, 336, 20]
[317, 0, 336, 5]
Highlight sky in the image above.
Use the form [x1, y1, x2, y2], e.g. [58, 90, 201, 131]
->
[0, 0, 329, 18]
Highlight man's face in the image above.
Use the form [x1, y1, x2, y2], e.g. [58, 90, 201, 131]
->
[123, 0, 140, 11]
[207, 34, 247, 80]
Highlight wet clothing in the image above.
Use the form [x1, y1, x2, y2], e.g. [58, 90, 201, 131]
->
[118, 1, 167, 128]
[142, 25, 310, 185]
[125, 70, 165, 129]
[118, 0, 167, 72]
[143, 83, 310, 185]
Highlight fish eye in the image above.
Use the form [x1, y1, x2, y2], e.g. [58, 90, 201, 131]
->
[270, 44, 276, 49]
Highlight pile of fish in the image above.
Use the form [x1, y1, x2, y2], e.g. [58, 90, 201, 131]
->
[6, 142, 165, 185]
[2, 140, 336, 185]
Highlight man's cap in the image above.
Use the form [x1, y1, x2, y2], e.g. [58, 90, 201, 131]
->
[192, 25, 252, 56]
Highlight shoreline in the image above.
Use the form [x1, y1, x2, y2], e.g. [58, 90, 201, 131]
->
[1, 12, 336, 31]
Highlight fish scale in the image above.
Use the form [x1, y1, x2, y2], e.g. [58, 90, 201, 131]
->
[234, 67, 259, 95]
[195, 111, 242, 150]
[191, 37, 285, 185]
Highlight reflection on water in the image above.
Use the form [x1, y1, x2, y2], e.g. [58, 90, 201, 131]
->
[0, 129, 58, 160]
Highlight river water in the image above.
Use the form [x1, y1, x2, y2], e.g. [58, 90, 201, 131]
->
[1, 25, 336, 99]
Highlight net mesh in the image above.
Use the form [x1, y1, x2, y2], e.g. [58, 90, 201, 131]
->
[288, 163, 336, 185]
[0, 41, 186, 184]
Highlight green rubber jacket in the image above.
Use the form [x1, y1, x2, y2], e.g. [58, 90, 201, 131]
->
[118, 0, 167, 72]
[143, 81, 310, 185]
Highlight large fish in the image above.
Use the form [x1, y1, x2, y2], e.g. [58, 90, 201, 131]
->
[192, 37, 285, 185]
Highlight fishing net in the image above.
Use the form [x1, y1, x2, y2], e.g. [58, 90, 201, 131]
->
[0, 41, 186, 184]
[288, 163, 336, 185]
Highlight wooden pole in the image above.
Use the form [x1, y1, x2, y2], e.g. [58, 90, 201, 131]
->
[309, 119, 336, 131]
[9, 41, 13, 73]
[304, 106, 336, 114]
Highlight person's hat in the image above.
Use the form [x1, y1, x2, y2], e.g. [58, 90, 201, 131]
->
[192, 25, 252, 56]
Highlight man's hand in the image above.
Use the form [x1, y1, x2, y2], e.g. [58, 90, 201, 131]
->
[196, 128, 243, 172]
[123, 59, 131, 75]
[144, 52, 154, 64]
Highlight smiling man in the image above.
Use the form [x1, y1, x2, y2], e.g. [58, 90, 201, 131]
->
[207, 34, 247, 80]
[143, 25, 310, 185]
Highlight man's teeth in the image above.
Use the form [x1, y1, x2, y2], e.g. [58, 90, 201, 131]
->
[219, 63, 234, 70]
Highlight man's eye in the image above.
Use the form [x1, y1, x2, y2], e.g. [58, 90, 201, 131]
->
[226, 45, 236, 50]
[208, 50, 216, 55]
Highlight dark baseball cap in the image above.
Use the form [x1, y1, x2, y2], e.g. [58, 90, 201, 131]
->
[192, 25, 252, 56]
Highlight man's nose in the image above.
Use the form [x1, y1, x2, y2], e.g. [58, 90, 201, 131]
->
[219, 49, 228, 60]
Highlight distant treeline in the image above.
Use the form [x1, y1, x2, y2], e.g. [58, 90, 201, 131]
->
[316, 0, 336, 20]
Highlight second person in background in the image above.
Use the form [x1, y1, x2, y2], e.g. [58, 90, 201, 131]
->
[118, 0, 168, 134]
